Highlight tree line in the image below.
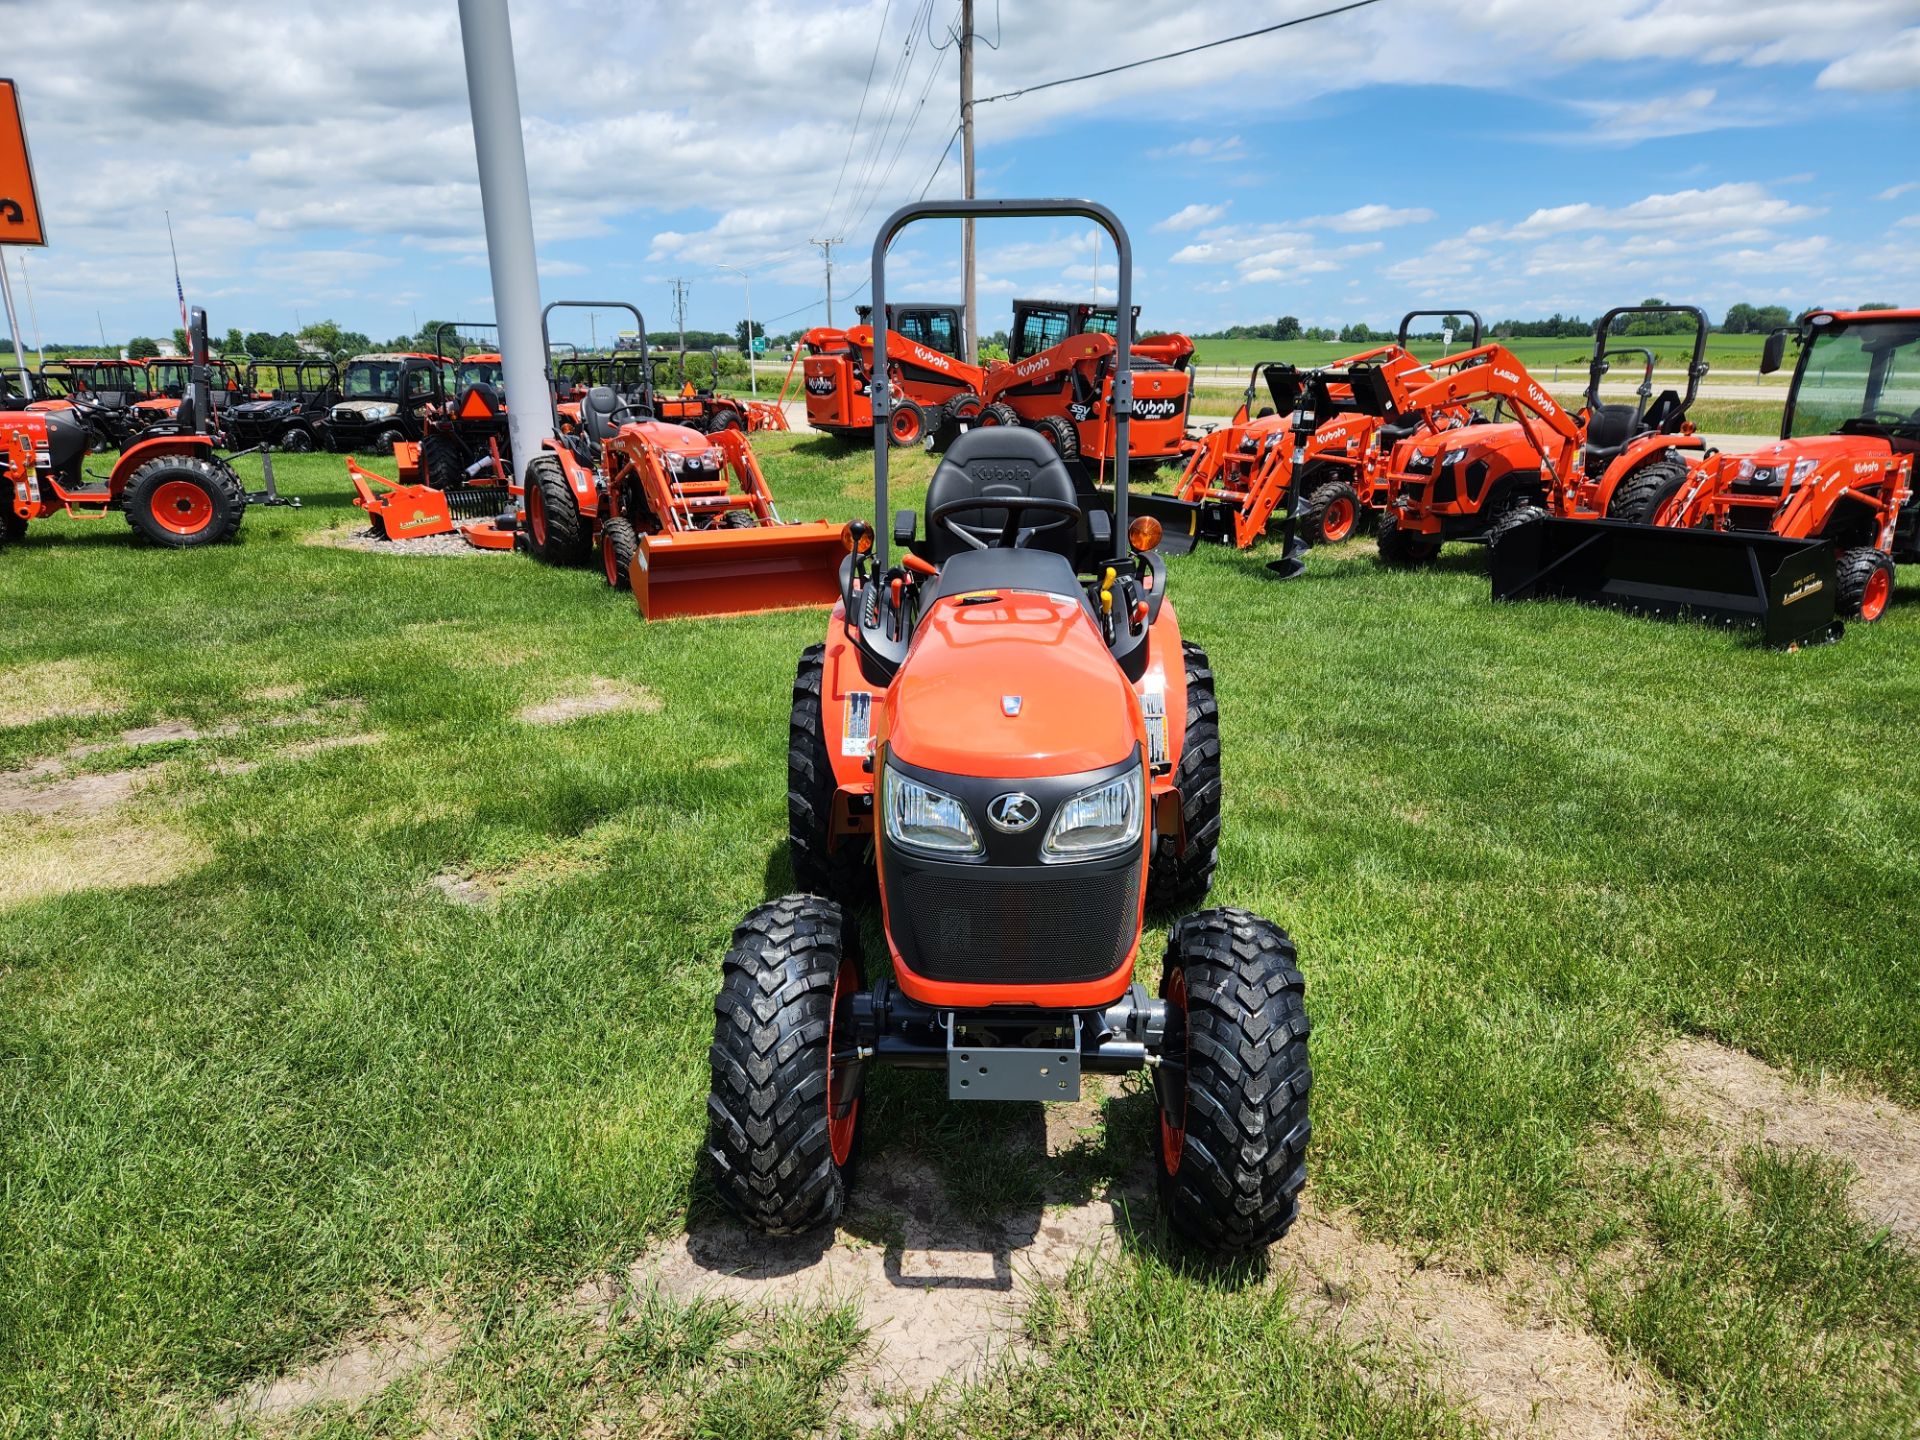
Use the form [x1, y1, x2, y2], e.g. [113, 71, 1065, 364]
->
[1199, 301, 1902, 344]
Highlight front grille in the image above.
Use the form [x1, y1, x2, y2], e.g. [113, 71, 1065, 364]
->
[897, 864, 1139, 985]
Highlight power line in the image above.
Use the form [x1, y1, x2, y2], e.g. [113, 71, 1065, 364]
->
[819, 0, 894, 234]
[919, 121, 963, 199]
[838, 0, 937, 233]
[975, 0, 1381, 104]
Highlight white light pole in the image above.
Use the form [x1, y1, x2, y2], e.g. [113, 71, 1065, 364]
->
[456, 0, 553, 484]
[715, 263, 756, 397]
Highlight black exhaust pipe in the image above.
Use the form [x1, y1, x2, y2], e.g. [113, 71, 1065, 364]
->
[1491, 515, 1842, 649]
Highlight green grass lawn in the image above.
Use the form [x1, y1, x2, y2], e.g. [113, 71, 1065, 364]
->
[3, 438, 1918, 1437]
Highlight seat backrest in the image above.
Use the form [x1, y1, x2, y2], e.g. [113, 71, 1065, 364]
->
[583, 385, 621, 442]
[923, 425, 1079, 564]
[1583, 403, 1639, 462]
[172, 390, 198, 434]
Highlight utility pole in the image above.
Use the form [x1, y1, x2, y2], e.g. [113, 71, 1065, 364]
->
[670, 277, 689, 385]
[960, 0, 976, 364]
[716, 262, 756, 397]
[810, 237, 841, 327]
[456, 0, 555, 485]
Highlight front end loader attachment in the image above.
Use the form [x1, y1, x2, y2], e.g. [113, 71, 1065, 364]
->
[629, 520, 846, 621]
[1491, 516, 1841, 649]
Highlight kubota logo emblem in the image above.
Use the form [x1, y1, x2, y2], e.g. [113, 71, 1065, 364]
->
[987, 792, 1040, 833]
[805, 375, 836, 395]
[1132, 397, 1180, 420]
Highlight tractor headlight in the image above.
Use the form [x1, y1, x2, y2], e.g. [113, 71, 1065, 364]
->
[1790, 457, 1819, 486]
[701, 446, 725, 468]
[1041, 769, 1142, 863]
[1736, 459, 1757, 481]
[883, 766, 982, 857]
[1440, 447, 1468, 468]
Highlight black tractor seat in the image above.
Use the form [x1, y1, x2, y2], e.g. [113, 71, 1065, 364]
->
[922, 425, 1081, 565]
[1582, 403, 1646, 471]
[581, 385, 624, 444]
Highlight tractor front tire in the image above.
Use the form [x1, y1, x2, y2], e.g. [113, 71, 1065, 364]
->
[1033, 413, 1081, 463]
[1147, 641, 1221, 911]
[1606, 455, 1690, 524]
[1153, 908, 1311, 1257]
[1485, 503, 1548, 558]
[707, 895, 863, 1235]
[1376, 508, 1440, 568]
[524, 453, 589, 565]
[1837, 547, 1895, 622]
[600, 517, 638, 590]
[788, 644, 872, 905]
[420, 434, 464, 491]
[1298, 479, 1361, 546]
[122, 455, 246, 548]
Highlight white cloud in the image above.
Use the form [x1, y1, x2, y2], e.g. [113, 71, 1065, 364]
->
[1154, 203, 1230, 233]
[1301, 205, 1435, 233]
[1879, 182, 1920, 200]
[1565, 86, 1775, 143]
[1505, 183, 1822, 239]
[1146, 136, 1246, 161]
[1817, 25, 1920, 90]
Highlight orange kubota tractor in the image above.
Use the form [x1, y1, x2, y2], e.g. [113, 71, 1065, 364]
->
[1371, 306, 1713, 568]
[522, 300, 843, 619]
[707, 197, 1311, 1257]
[3, 309, 252, 548]
[1134, 311, 1483, 555]
[1495, 306, 1918, 641]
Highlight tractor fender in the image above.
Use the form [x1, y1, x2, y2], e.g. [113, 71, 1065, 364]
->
[108, 435, 217, 493]
[818, 617, 888, 804]
[1138, 598, 1191, 819]
[1592, 432, 1705, 510]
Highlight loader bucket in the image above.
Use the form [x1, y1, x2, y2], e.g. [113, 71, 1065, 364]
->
[629, 519, 846, 621]
[1491, 516, 1841, 649]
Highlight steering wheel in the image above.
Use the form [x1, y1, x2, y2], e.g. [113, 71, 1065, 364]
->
[1865, 408, 1912, 427]
[930, 494, 1082, 552]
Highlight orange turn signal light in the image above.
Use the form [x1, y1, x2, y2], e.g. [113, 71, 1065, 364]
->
[841, 520, 875, 555]
[1128, 515, 1163, 552]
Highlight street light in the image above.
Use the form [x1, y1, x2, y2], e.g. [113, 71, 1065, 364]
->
[715, 262, 756, 398]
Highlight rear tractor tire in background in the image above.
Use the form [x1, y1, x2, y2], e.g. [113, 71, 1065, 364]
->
[1605, 455, 1690, 524]
[1147, 641, 1220, 911]
[1375, 508, 1441, 568]
[1153, 907, 1312, 1256]
[1837, 547, 1895, 622]
[420, 434, 464, 491]
[600, 517, 638, 590]
[122, 455, 247, 548]
[706, 894, 864, 1235]
[932, 392, 984, 451]
[524, 453, 589, 565]
[1297, 479, 1361, 546]
[1033, 413, 1081, 464]
[707, 408, 744, 435]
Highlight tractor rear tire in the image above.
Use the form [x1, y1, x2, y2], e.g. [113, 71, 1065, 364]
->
[1837, 547, 1895, 622]
[1153, 907, 1311, 1256]
[280, 426, 315, 453]
[421, 434, 464, 491]
[933, 392, 985, 450]
[1147, 641, 1221, 911]
[1606, 455, 1690, 524]
[1298, 479, 1361, 546]
[888, 399, 926, 449]
[122, 455, 246, 548]
[788, 643, 872, 906]
[1033, 413, 1081, 463]
[524, 453, 588, 565]
[375, 428, 405, 453]
[1376, 508, 1440, 568]
[707, 895, 863, 1235]
[600, 517, 638, 590]
[708, 408, 744, 434]
[980, 401, 1021, 429]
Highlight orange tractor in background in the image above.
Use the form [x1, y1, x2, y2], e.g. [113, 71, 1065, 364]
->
[1134, 310, 1482, 554]
[130, 356, 248, 433]
[4, 309, 254, 549]
[524, 300, 843, 619]
[1371, 305, 1713, 567]
[1495, 306, 1918, 641]
[792, 302, 983, 446]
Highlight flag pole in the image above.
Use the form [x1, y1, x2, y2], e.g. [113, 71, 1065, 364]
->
[165, 210, 190, 347]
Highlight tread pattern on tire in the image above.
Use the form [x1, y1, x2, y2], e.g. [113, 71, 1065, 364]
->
[1605, 455, 1690, 523]
[1485, 502, 1548, 556]
[121, 454, 246, 547]
[1837, 545, 1894, 620]
[788, 644, 871, 904]
[1297, 478, 1360, 546]
[601, 516, 637, 590]
[1376, 507, 1438, 568]
[527, 453, 588, 564]
[420, 434, 465, 491]
[1155, 907, 1311, 1256]
[1034, 413, 1080, 463]
[1147, 641, 1220, 910]
[980, 401, 1021, 429]
[706, 895, 853, 1235]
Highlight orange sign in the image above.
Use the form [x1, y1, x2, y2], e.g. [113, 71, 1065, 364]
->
[0, 79, 47, 246]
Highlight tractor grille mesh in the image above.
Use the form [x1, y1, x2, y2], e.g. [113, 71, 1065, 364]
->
[898, 865, 1138, 985]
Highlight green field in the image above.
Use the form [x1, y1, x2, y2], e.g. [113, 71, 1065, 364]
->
[3, 439, 1918, 1438]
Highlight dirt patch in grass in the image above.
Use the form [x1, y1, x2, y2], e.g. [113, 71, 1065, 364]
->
[1655, 1037, 1920, 1246]
[0, 660, 120, 728]
[516, 678, 662, 726]
[0, 761, 151, 818]
[118, 720, 241, 745]
[1, 813, 206, 908]
[428, 872, 494, 908]
[216, 1311, 460, 1425]
[1280, 1209, 1648, 1440]
[309, 524, 511, 560]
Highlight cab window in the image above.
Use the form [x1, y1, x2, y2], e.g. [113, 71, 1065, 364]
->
[1015, 309, 1069, 360]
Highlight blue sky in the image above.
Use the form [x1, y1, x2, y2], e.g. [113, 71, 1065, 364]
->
[4, 0, 1918, 349]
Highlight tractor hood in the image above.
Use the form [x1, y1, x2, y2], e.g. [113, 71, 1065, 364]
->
[886, 590, 1138, 780]
[233, 398, 295, 419]
[1732, 434, 1895, 468]
[1403, 419, 1526, 467]
[627, 418, 715, 456]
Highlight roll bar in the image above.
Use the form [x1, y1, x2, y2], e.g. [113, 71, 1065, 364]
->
[541, 300, 649, 408]
[870, 198, 1133, 570]
[1397, 309, 1483, 349]
[1587, 305, 1709, 413]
